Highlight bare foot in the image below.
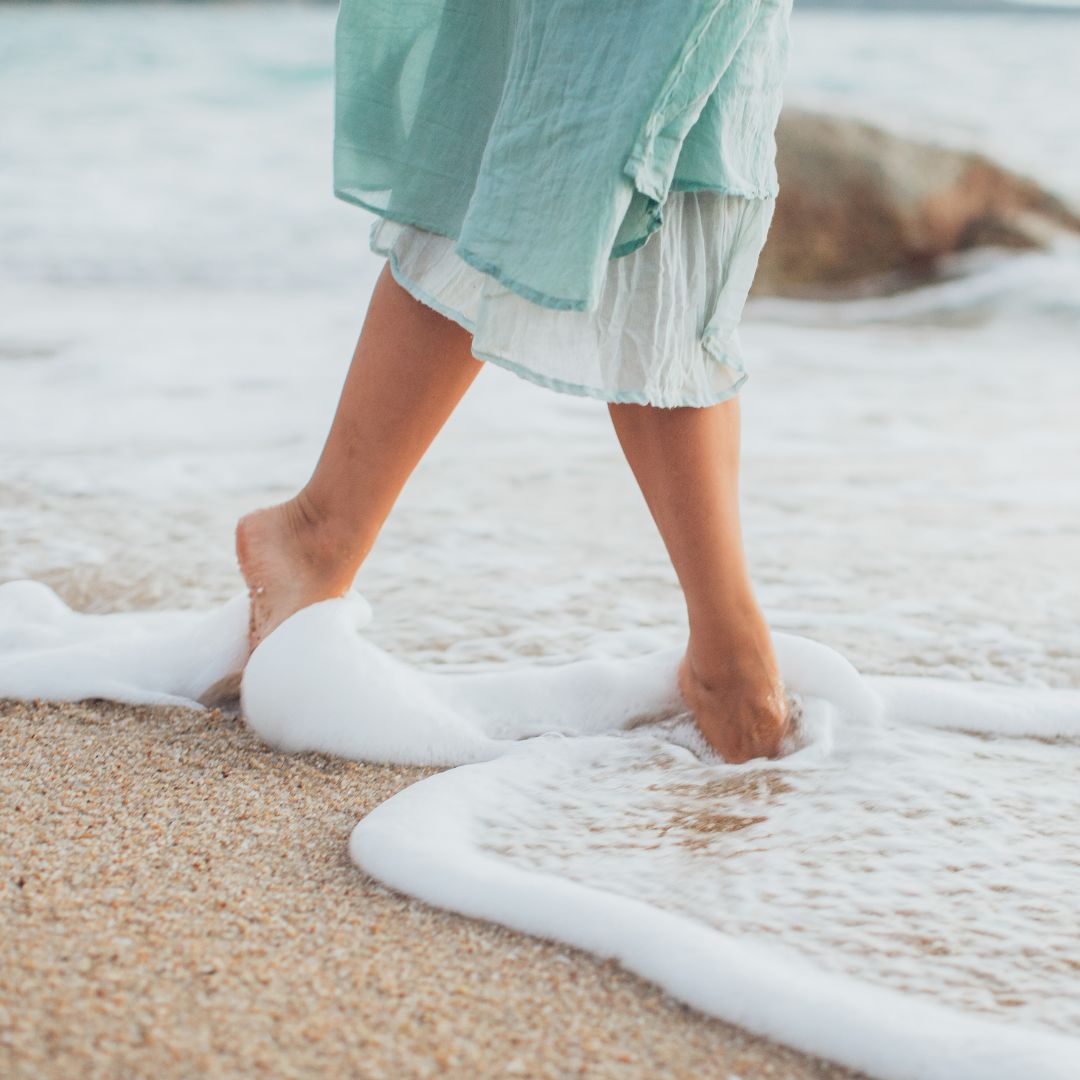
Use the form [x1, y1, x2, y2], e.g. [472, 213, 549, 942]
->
[235, 494, 356, 660]
[678, 651, 791, 764]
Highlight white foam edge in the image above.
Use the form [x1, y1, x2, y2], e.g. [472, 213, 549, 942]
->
[869, 674, 1080, 738]
[239, 597, 885, 766]
[0, 579, 251, 708]
[350, 741, 1080, 1080]
[240, 596, 687, 763]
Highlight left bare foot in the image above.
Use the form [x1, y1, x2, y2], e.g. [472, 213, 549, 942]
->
[235, 494, 355, 660]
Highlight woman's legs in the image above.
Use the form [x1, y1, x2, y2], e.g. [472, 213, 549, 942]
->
[237, 262, 785, 760]
[608, 398, 789, 762]
[236, 261, 483, 653]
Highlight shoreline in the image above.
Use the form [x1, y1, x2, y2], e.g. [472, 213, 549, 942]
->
[1, 697, 863, 1079]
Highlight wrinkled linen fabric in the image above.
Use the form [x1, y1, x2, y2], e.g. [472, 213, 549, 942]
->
[370, 190, 775, 406]
[333, 0, 792, 405]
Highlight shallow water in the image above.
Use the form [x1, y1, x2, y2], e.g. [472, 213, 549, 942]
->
[474, 721, 1080, 1034]
[787, 9, 1080, 203]
[3, 5, 1079, 1078]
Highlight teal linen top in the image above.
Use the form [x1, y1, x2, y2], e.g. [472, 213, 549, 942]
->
[333, 0, 791, 313]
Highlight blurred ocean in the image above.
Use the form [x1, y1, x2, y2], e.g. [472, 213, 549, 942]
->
[1, 2, 1078, 290]
[1, 0, 1075, 595]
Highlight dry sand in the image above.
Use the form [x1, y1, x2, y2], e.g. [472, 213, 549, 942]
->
[1, 698, 865, 1080]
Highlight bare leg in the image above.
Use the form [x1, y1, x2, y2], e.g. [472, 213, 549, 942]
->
[236, 262, 483, 655]
[608, 397, 789, 763]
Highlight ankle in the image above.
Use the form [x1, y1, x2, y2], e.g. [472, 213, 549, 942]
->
[280, 489, 363, 588]
[684, 652, 780, 698]
[289, 486, 334, 543]
[684, 621, 780, 695]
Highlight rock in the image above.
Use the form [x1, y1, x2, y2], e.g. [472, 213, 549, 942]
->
[754, 107, 1080, 296]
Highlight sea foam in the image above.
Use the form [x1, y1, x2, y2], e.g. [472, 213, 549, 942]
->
[3, 580, 1079, 1079]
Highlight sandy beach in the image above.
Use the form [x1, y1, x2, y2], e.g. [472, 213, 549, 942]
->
[1, 697, 862, 1080]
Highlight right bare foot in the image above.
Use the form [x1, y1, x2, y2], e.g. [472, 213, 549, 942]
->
[235, 493, 357, 660]
[677, 649, 792, 764]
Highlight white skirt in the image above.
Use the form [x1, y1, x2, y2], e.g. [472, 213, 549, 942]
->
[368, 189, 776, 408]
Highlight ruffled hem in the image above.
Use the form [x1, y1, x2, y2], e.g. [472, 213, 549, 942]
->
[368, 188, 774, 409]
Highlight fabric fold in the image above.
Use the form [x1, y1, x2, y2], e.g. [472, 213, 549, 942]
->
[621, 0, 767, 207]
[333, 0, 792, 315]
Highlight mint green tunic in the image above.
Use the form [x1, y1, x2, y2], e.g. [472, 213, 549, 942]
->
[333, 0, 791, 315]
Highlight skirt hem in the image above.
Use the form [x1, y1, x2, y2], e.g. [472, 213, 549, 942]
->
[337, 183, 774, 313]
[377, 234, 750, 410]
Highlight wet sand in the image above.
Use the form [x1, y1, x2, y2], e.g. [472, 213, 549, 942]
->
[1, 698, 863, 1080]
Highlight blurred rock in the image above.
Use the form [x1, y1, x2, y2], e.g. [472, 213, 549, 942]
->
[755, 107, 1080, 296]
